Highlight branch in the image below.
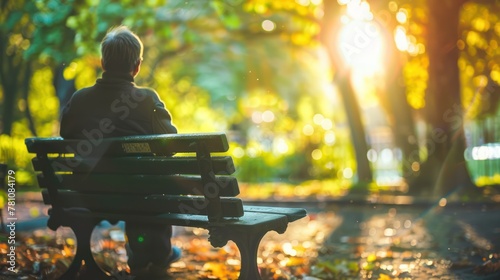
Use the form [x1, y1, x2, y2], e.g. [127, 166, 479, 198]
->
[145, 44, 192, 84]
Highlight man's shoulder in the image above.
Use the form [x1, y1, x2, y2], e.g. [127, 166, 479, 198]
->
[135, 86, 157, 94]
[134, 86, 161, 100]
[71, 86, 96, 98]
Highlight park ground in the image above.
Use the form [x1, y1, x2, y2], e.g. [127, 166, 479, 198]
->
[1, 186, 500, 280]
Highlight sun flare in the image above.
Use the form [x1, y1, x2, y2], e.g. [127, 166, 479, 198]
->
[337, 0, 385, 76]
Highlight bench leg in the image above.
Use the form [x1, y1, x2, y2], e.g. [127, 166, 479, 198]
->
[60, 222, 110, 280]
[225, 230, 268, 280]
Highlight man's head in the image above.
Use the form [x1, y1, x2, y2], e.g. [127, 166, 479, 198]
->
[101, 26, 143, 75]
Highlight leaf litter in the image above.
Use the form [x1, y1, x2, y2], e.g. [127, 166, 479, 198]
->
[1, 205, 500, 279]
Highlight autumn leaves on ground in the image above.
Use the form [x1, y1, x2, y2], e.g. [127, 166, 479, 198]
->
[2, 193, 500, 280]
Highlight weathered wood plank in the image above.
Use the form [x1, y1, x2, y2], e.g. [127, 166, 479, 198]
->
[58, 208, 289, 231]
[25, 133, 229, 155]
[243, 205, 307, 222]
[31, 156, 235, 175]
[42, 190, 244, 217]
[37, 174, 239, 196]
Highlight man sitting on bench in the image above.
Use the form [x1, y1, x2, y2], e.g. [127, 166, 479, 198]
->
[59, 25, 180, 279]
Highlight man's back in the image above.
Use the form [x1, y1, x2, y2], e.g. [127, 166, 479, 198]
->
[60, 71, 176, 138]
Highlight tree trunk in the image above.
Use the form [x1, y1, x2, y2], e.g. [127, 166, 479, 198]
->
[335, 71, 373, 185]
[0, 81, 17, 135]
[0, 58, 21, 135]
[22, 62, 37, 136]
[411, 0, 474, 196]
[384, 56, 420, 183]
[53, 64, 77, 116]
[377, 11, 420, 184]
[0, 21, 26, 136]
[320, 0, 373, 187]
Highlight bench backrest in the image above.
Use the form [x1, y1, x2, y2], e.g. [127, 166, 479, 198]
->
[25, 133, 243, 221]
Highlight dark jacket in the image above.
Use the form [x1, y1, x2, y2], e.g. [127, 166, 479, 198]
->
[60, 71, 177, 138]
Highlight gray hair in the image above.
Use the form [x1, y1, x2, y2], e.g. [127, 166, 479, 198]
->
[101, 26, 143, 73]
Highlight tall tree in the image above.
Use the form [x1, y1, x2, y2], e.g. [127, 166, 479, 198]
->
[415, 0, 469, 195]
[367, 0, 421, 181]
[320, 0, 373, 187]
[408, 0, 500, 195]
[0, 0, 35, 135]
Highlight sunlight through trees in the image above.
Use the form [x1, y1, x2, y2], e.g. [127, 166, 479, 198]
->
[0, 0, 499, 194]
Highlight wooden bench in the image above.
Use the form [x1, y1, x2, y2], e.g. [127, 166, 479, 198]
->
[25, 133, 307, 280]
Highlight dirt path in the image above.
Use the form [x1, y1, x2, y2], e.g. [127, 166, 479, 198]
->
[313, 202, 500, 279]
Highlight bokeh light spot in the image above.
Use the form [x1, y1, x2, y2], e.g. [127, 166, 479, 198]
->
[262, 20, 276, 32]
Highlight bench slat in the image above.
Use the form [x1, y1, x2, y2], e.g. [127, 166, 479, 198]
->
[25, 133, 229, 155]
[31, 156, 235, 175]
[37, 174, 239, 196]
[43, 190, 244, 217]
[136, 211, 288, 231]
[243, 205, 307, 223]
[58, 207, 289, 231]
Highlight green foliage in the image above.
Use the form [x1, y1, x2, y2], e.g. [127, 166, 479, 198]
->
[211, 0, 242, 29]
[459, 2, 500, 120]
[25, 0, 76, 62]
[151, 70, 228, 133]
[1, 0, 358, 188]
[28, 67, 60, 136]
[8, 0, 499, 192]
[0, 134, 35, 188]
[389, 0, 428, 110]
[394, 0, 500, 118]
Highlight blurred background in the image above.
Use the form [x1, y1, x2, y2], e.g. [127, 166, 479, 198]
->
[1, 0, 499, 199]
